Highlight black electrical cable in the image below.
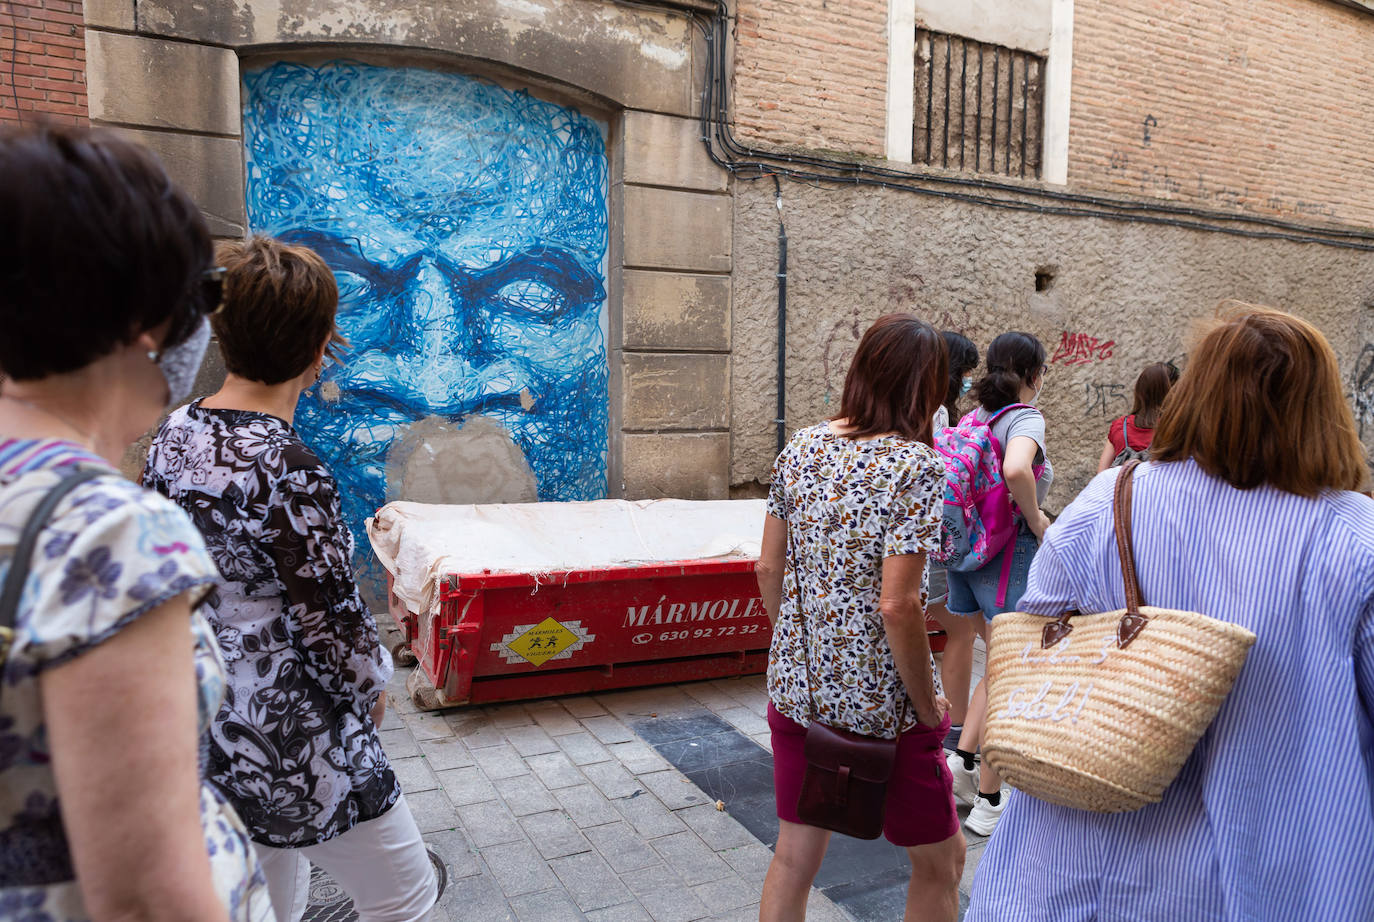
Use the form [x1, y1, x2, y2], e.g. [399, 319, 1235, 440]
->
[687, 2, 1374, 252]
[4, 1, 20, 122]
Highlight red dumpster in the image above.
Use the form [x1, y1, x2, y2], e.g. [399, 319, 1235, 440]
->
[370, 498, 947, 710]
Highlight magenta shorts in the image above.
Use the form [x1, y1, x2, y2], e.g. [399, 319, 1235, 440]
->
[768, 702, 959, 847]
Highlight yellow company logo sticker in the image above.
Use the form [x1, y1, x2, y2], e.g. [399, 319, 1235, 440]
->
[504, 617, 582, 666]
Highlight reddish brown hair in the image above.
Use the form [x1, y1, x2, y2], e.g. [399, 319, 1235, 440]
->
[1150, 303, 1367, 496]
[214, 235, 345, 385]
[835, 313, 948, 443]
[1129, 362, 1175, 428]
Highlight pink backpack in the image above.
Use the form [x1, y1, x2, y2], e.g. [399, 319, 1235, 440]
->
[932, 404, 1042, 607]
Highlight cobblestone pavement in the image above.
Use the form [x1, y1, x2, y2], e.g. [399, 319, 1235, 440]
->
[346, 624, 989, 922]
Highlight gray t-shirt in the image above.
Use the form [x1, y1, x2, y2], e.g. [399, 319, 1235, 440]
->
[977, 405, 1053, 507]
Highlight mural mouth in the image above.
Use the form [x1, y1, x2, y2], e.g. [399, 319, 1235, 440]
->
[314, 385, 532, 423]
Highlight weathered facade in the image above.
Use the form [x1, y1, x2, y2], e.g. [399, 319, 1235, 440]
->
[1, 0, 88, 125]
[57, 0, 1374, 529]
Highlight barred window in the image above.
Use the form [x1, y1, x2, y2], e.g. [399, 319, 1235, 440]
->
[914, 29, 1046, 179]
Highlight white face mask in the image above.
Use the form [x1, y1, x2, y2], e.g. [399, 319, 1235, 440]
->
[148, 318, 211, 408]
[960, 376, 973, 395]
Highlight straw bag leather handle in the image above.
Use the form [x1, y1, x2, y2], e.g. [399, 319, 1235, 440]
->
[1041, 460, 1148, 650]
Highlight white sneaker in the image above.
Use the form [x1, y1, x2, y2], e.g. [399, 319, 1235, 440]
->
[946, 750, 978, 806]
[965, 789, 1009, 836]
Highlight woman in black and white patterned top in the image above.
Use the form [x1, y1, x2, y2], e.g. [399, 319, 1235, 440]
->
[144, 236, 436, 922]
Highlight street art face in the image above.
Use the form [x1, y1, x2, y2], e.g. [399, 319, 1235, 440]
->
[242, 62, 609, 589]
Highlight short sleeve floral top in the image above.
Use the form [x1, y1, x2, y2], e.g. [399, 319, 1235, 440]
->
[0, 440, 271, 922]
[766, 423, 945, 739]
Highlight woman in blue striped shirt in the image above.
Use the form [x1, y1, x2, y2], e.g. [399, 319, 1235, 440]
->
[967, 304, 1374, 921]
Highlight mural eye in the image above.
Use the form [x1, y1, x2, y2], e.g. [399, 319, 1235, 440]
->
[496, 279, 568, 319]
[333, 269, 371, 306]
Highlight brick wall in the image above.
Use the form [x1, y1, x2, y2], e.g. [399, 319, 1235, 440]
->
[1069, 0, 1374, 227]
[0, 0, 87, 126]
[732, 0, 889, 158]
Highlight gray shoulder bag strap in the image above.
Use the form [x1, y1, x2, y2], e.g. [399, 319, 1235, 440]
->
[0, 467, 106, 688]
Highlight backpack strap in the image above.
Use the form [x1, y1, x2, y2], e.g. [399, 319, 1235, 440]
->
[1121, 416, 1131, 450]
[0, 467, 106, 698]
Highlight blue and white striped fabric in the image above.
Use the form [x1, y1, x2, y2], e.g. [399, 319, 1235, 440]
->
[966, 459, 1374, 921]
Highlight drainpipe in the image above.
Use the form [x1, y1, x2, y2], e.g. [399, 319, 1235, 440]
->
[773, 175, 788, 456]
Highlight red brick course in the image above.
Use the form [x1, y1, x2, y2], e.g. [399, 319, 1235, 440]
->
[0, 0, 88, 126]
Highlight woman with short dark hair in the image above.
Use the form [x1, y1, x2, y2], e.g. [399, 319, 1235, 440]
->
[0, 124, 270, 920]
[1095, 361, 1175, 472]
[967, 304, 1374, 920]
[143, 235, 436, 922]
[756, 313, 964, 922]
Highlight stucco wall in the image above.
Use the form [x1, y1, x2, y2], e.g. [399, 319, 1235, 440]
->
[731, 179, 1374, 509]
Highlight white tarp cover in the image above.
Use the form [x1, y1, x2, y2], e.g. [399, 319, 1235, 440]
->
[368, 498, 767, 618]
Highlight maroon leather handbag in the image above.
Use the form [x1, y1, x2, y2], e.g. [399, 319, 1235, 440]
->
[796, 718, 900, 840]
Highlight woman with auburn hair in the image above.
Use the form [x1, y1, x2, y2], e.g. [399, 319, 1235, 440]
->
[966, 304, 1374, 922]
[756, 313, 964, 922]
[1094, 362, 1175, 472]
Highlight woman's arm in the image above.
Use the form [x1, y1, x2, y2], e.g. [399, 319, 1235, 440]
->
[42, 597, 230, 922]
[1096, 438, 1118, 474]
[879, 551, 946, 727]
[1004, 434, 1051, 540]
[756, 514, 787, 626]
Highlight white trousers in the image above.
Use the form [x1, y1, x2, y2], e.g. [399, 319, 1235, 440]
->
[254, 797, 438, 922]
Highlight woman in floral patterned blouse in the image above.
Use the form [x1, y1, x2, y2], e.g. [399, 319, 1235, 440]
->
[756, 314, 964, 922]
[0, 125, 271, 922]
[144, 237, 436, 922]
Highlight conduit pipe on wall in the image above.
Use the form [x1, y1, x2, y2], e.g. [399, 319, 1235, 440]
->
[773, 175, 788, 457]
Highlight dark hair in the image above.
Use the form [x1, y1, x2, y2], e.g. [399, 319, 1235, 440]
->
[835, 313, 947, 443]
[941, 331, 979, 420]
[1129, 362, 1175, 428]
[214, 236, 344, 385]
[973, 331, 1045, 411]
[1151, 303, 1366, 496]
[0, 123, 212, 381]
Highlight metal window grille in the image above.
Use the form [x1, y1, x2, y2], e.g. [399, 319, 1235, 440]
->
[913, 29, 1045, 179]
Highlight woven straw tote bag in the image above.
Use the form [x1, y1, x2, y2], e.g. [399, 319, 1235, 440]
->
[983, 461, 1257, 812]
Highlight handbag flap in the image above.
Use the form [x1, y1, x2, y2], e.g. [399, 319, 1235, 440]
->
[803, 721, 898, 783]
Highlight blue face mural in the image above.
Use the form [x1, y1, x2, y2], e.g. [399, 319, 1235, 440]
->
[242, 62, 609, 589]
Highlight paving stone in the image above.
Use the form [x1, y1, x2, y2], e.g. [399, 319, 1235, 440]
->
[435, 871, 515, 922]
[473, 743, 531, 780]
[595, 686, 699, 719]
[558, 731, 613, 766]
[553, 784, 622, 829]
[391, 756, 440, 793]
[584, 822, 663, 874]
[420, 738, 477, 771]
[527, 751, 587, 790]
[456, 799, 526, 849]
[424, 827, 482, 880]
[483, 839, 560, 897]
[562, 696, 608, 718]
[691, 874, 757, 914]
[585, 902, 654, 922]
[437, 766, 499, 806]
[675, 804, 756, 850]
[647, 831, 732, 885]
[548, 850, 634, 912]
[636, 770, 710, 811]
[751, 732, 773, 754]
[526, 701, 583, 736]
[503, 724, 560, 756]
[485, 702, 535, 728]
[581, 761, 644, 800]
[518, 810, 594, 859]
[621, 865, 710, 922]
[509, 888, 582, 922]
[379, 727, 421, 759]
[409, 711, 457, 741]
[379, 707, 407, 730]
[613, 791, 688, 839]
[718, 842, 774, 881]
[607, 740, 671, 775]
[714, 706, 770, 737]
[494, 774, 559, 816]
[446, 712, 509, 749]
[678, 682, 740, 712]
[583, 715, 636, 745]
[405, 788, 461, 833]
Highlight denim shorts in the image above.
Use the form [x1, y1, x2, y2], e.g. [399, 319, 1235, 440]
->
[946, 528, 1038, 619]
[927, 565, 949, 606]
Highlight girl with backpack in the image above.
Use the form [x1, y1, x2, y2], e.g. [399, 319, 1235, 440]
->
[942, 331, 1053, 837]
[1095, 362, 1177, 472]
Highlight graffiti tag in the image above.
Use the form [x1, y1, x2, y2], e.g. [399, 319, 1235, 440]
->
[1053, 331, 1116, 367]
[1350, 343, 1374, 438]
[1084, 382, 1128, 418]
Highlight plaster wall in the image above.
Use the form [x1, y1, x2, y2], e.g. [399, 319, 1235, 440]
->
[731, 179, 1374, 508]
[913, 0, 1052, 54]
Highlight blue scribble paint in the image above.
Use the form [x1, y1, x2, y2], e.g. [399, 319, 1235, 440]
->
[241, 62, 609, 589]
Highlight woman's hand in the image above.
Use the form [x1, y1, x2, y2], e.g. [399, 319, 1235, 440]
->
[1029, 510, 1052, 542]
